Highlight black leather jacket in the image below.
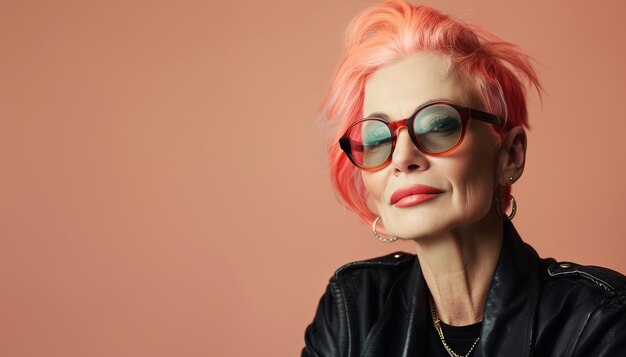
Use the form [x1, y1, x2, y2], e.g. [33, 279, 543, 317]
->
[302, 221, 626, 356]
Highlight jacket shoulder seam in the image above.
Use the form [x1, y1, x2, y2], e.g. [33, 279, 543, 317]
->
[329, 280, 353, 357]
[547, 261, 626, 293]
[332, 251, 414, 280]
[570, 297, 602, 354]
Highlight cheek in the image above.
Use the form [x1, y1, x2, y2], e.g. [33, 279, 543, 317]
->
[458, 126, 500, 182]
[361, 171, 387, 213]
[448, 148, 498, 211]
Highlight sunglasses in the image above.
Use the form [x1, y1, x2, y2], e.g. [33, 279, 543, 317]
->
[339, 101, 502, 171]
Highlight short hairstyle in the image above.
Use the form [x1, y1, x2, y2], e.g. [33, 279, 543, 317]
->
[323, 0, 541, 226]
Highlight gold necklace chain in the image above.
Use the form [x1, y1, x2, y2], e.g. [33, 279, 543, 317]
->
[429, 296, 480, 357]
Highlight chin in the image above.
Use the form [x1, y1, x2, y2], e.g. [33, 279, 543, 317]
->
[384, 208, 491, 240]
[386, 214, 451, 240]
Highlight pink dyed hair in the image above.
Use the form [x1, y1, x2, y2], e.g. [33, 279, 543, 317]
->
[323, 0, 541, 226]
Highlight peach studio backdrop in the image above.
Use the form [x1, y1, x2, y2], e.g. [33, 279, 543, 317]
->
[1, 0, 625, 356]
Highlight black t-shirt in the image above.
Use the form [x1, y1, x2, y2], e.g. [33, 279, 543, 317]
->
[424, 317, 482, 356]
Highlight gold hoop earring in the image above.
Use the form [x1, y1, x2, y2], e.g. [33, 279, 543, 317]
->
[372, 216, 397, 243]
[496, 195, 517, 220]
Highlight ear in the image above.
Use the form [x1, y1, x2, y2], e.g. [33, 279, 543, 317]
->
[497, 126, 527, 186]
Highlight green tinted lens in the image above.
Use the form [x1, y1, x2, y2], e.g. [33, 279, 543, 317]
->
[412, 104, 462, 153]
[348, 120, 392, 168]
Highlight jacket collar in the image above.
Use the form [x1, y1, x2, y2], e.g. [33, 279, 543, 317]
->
[362, 220, 542, 357]
[475, 220, 542, 356]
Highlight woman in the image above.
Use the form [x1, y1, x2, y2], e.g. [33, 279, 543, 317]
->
[302, 1, 626, 356]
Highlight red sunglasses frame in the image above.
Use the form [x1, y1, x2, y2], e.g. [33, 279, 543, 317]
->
[338, 101, 502, 171]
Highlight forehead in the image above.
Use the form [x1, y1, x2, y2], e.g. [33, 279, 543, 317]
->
[363, 52, 477, 119]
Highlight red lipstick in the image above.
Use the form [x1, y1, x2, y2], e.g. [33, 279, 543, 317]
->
[389, 184, 444, 208]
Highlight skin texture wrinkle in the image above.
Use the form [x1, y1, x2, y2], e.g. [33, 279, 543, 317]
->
[361, 52, 527, 326]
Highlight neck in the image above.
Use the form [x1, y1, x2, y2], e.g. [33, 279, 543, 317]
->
[414, 212, 503, 326]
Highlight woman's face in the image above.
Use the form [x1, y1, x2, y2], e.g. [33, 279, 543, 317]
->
[362, 52, 503, 239]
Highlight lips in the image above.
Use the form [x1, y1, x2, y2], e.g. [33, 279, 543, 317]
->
[389, 184, 444, 207]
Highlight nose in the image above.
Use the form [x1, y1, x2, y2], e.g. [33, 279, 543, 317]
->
[391, 129, 429, 174]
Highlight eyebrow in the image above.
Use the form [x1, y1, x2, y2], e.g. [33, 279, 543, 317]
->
[365, 98, 451, 120]
[365, 112, 390, 120]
